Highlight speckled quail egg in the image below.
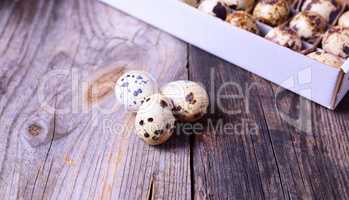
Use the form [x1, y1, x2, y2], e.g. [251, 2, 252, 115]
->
[198, 0, 229, 20]
[289, 11, 327, 40]
[226, 11, 260, 34]
[338, 11, 349, 28]
[265, 26, 303, 51]
[114, 70, 158, 112]
[322, 26, 349, 58]
[160, 80, 209, 122]
[221, 0, 255, 12]
[307, 51, 344, 68]
[135, 94, 176, 145]
[301, 0, 337, 22]
[253, 0, 290, 26]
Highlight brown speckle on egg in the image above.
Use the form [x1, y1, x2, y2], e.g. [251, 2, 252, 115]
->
[172, 105, 182, 112]
[135, 94, 176, 145]
[160, 100, 168, 108]
[154, 130, 163, 135]
[344, 46, 349, 55]
[186, 92, 194, 103]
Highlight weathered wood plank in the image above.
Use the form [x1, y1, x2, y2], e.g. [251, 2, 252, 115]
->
[189, 46, 285, 199]
[2, 0, 349, 199]
[0, 0, 190, 199]
[189, 45, 349, 200]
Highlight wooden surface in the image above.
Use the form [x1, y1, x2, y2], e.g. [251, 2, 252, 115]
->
[0, 0, 349, 199]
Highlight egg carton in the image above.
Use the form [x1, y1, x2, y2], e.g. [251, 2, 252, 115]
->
[194, 0, 346, 52]
[100, 0, 349, 109]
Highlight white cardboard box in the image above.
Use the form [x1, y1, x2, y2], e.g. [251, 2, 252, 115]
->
[101, 0, 349, 109]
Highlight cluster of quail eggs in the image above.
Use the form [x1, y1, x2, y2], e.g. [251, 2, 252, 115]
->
[183, 0, 349, 68]
[114, 70, 209, 145]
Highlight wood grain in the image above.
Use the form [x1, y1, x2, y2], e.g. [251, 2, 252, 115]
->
[0, 0, 189, 199]
[1, 0, 349, 200]
[189, 46, 349, 200]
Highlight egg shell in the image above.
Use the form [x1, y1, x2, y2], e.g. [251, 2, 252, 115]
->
[221, 0, 255, 12]
[253, 0, 290, 26]
[301, 0, 337, 22]
[226, 11, 260, 34]
[265, 26, 302, 51]
[160, 80, 209, 122]
[307, 51, 344, 68]
[339, 11, 349, 28]
[135, 94, 176, 145]
[289, 11, 327, 39]
[322, 26, 349, 58]
[114, 70, 158, 112]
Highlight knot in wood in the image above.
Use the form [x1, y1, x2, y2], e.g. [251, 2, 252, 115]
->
[28, 124, 42, 136]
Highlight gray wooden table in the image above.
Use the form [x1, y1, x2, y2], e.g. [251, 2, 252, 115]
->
[1, 0, 349, 199]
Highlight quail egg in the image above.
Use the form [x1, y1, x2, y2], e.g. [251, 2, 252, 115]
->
[307, 51, 344, 68]
[226, 11, 260, 33]
[114, 70, 158, 112]
[301, 0, 337, 22]
[253, 0, 290, 26]
[289, 11, 327, 40]
[322, 26, 349, 58]
[161, 80, 209, 122]
[338, 11, 349, 28]
[221, 0, 255, 12]
[135, 94, 176, 145]
[265, 26, 303, 51]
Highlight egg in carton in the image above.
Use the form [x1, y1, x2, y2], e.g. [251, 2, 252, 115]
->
[252, 0, 302, 25]
[322, 5, 349, 58]
[322, 25, 349, 58]
[252, 0, 291, 27]
[250, 2, 320, 53]
[258, 0, 346, 52]
[339, 10, 349, 28]
[263, 1, 345, 55]
[195, 0, 348, 57]
[226, 11, 261, 34]
[306, 50, 344, 68]
[299, 0, 345, 23]
[221, 0, 256, 12]
[237, 0, 320, 53]
[285, 0, 346, 48]
[245, 0, 325, 53]
[303, 2, 348, 56]
[265, 25, 303, 51]
[289, 11, 328, 43]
